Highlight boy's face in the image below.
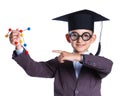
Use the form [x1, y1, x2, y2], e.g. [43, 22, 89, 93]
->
[66, 29, 96, 54]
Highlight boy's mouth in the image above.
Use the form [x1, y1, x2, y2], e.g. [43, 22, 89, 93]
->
[76, 43, 85, 48]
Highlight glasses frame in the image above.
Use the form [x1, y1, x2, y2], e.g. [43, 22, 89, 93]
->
[69, 32, 93, 41]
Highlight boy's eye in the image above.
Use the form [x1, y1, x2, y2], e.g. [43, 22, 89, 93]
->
[82, 32, 92, 40]
[69, 32, 79, 40]
[71, 33, 78, 37]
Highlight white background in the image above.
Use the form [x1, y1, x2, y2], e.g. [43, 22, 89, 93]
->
[0, 0, 119, 96]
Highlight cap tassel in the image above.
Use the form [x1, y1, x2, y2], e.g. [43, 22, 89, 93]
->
[95, 42, 101, 56]
[95, 21, 103, 56]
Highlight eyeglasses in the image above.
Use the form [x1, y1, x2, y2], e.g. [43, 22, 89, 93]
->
[69, 32, 93, 41]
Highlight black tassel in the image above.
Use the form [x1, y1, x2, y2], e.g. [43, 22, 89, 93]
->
[95, 42, 101, 56]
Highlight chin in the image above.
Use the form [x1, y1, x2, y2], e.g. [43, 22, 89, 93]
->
[74, 50, 84, 54]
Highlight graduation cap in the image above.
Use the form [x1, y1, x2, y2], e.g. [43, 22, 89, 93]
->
[52, 9, 109, 56]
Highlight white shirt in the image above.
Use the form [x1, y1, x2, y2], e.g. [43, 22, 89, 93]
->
[16, 47, 24, 55]
[73, 51, 90, 79]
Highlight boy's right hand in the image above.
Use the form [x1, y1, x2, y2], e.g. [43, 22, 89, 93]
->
[9, 30, 22, 50]
[52, 50, 82, 63]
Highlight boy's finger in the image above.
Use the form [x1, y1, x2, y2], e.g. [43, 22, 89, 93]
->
[52, 50, 63, 54]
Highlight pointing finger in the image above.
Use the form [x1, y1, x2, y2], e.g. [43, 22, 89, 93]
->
[52, 50, 63, 54]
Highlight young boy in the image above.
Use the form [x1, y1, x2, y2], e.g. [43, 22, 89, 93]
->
[9, 9, 113, 96]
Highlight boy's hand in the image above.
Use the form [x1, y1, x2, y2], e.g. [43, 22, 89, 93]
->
[9, 30, 22, 50]
[52, 50, 82, 63]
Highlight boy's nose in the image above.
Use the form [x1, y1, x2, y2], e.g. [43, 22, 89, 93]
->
[77, 36, 83, 42]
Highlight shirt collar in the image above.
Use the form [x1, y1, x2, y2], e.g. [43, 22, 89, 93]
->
[83, 50, 90, 55]
[73, 50, 90, 55]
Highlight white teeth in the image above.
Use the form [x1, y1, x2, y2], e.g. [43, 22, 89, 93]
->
[76, 44, 84, 47]
[77, 44, 82, 46]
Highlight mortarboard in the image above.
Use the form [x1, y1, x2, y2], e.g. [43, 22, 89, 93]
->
[53, 9, 109, 56]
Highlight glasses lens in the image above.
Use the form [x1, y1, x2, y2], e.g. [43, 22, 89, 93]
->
[82, 32, 92, 41]
[70, 32, 79, 41]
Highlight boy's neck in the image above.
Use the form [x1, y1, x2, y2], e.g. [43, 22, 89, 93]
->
[74, 50, 90, 55]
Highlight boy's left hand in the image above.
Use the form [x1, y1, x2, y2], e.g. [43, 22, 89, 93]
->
[52, 50, 82, 63]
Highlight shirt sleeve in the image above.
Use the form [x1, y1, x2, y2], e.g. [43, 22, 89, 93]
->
[15, 47, 24, 55]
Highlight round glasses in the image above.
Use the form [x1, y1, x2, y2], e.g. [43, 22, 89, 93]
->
[69, 32, 92, 41]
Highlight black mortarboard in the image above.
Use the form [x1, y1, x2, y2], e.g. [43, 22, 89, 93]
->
[53, 9, 109, 31]
[53, 9, 109, 56]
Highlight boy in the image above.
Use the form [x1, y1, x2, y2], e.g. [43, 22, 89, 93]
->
[9, 9, 113, 96]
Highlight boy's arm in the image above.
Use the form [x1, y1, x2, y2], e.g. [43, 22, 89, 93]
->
[12, 49, 58, 78]
[82, 55, 113, 78]
[52, 50, 113, 79]
[9, 29, 58, 78]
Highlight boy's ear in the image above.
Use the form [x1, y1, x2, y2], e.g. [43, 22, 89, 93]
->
[65, 34, 70, 43]
[91, 34, 96, 43]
